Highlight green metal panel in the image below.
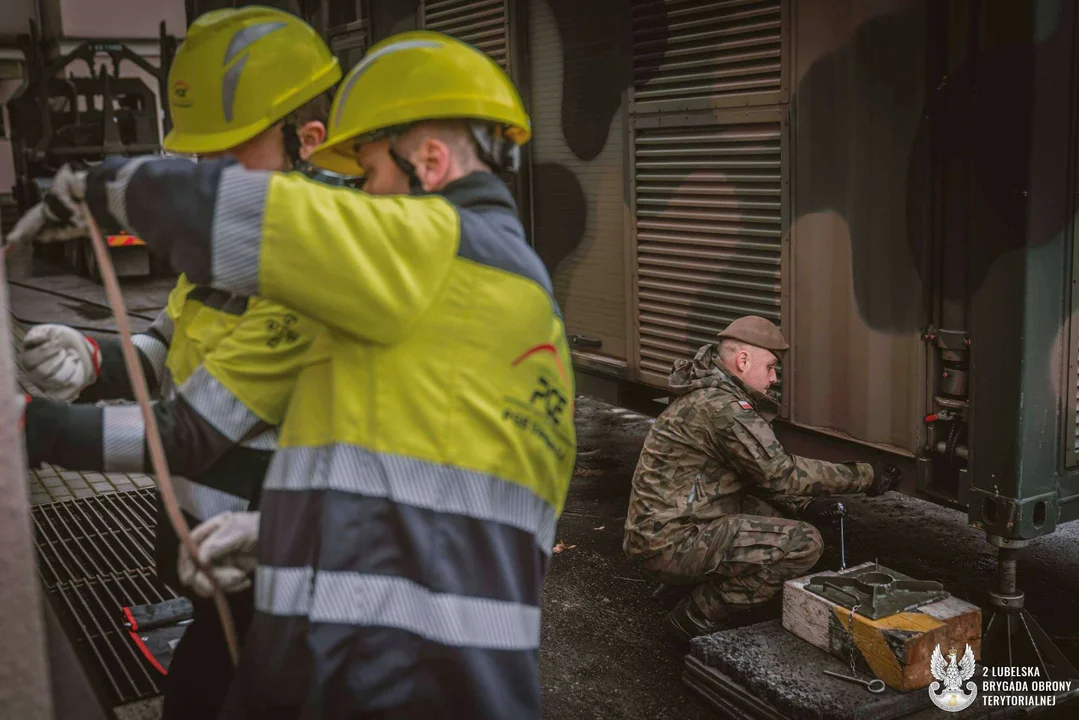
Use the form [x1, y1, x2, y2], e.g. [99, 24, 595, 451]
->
[967, 0, 1079, 539]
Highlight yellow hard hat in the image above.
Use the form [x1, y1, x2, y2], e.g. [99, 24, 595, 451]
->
[162, 6, 342, 155]
[310, 30, 531, 176]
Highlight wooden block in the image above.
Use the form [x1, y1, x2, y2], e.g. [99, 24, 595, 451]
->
[782, 562, 982, 692]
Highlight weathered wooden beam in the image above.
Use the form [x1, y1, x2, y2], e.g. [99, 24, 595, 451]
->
[782, 562, 982, 692]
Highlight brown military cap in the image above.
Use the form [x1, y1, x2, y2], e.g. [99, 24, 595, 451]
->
[716, 315, 789, 352]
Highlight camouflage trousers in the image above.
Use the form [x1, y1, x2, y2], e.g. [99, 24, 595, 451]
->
[644, 495, 822, 621]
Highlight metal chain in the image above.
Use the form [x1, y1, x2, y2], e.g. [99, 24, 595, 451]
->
[847, 602, 861, 679]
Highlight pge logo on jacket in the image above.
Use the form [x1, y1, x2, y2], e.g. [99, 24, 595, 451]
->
[530, 376, 568, 427]
[501, 343, 573, 463]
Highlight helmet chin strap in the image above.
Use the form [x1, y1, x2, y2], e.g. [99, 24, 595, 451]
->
[388, 135, 424, 194]
[283, 122, 305, 170]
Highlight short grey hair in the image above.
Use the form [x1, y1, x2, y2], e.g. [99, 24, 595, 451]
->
[717, 339, 748, 368]
[399, 119, 490, 173]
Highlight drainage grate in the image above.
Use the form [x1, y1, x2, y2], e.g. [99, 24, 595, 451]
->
[31, 489, 179, 706]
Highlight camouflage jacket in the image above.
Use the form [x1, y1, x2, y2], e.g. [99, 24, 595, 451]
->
[623, 344, 874, 561]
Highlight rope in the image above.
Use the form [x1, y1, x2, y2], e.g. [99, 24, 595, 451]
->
[79, 203, 240, 666]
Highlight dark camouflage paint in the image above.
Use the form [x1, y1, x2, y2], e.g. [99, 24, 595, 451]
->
[525, 0, 1079, 478]
[623, 344, 873, 613]
[534, 0, 1073, 332]
[530, 0, 664, 294]
[791, 0, 1072, 332]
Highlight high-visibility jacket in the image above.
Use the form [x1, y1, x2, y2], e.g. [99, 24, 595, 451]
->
[23, 270, 322, 591]
[85, 157, 577, 718]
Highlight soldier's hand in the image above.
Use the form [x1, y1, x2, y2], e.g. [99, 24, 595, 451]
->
[867, 463, 902, 496]
[799, 498, 847, 525]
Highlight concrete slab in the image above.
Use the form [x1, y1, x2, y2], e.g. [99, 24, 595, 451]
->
[689, 620, 1078, 720]
[690, 620, 934, 719]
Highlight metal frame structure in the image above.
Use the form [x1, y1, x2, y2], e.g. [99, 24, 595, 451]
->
[32, 490, 177, 707]
[8, 19, 176, 181]
[963, 1, 1079, 540]
[3, 19, 178, 280]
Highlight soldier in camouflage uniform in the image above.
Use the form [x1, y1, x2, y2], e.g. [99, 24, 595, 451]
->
[623, 316, 900, 640]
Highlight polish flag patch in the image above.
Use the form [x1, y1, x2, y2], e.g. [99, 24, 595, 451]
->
[737, 400, 753, 411]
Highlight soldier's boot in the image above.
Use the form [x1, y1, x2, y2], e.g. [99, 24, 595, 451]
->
[665, 593, 741, 643]
[652, 583, 693, 611]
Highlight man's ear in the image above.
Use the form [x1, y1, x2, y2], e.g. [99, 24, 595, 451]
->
[422, 137, 452, 171]
[297, 121, 327, 161]
[414, 137, 453, 189]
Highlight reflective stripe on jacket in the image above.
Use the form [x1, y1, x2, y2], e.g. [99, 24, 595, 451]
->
[86, 158, 577, 719]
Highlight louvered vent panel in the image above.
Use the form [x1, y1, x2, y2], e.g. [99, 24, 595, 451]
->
[423, 0, 509, 71]
[632, 0, 782, 110]
[634, 121, 782, 377]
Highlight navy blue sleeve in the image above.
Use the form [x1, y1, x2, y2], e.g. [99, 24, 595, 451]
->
[24, 399, 104, 470]
[23, 395, 237, 479]
[79, 334, 163, 402]
[85, 156, 238, 286]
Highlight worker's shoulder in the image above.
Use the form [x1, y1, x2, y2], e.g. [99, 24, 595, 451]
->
[272, 171, 555, 303]
[165, 273, 196, 310]
[672, 385, 757, 425]
[171, 273, 195, 295]
[167, 275, 241, 328]
[455, 205, 554, 299]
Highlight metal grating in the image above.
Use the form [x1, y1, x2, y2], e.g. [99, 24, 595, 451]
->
[634, 120, 783, 378]
[422, 0, 510, 71]
[631, 0, 782, 111]
[32, 489, 178, 706]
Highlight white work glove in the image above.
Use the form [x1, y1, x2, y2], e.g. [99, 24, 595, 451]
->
[20, 324, 100, 401]
[4, 165, 88, 254]
[177, 511, 260, 599]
